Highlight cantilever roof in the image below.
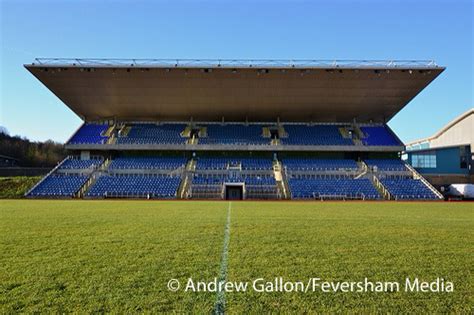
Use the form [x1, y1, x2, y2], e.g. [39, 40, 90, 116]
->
[25, 58, 445, 123]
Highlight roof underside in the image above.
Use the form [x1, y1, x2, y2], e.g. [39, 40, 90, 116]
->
[25, 59, 444, 123]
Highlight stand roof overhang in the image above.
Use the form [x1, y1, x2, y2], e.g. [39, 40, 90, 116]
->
[25, 59, 445, 123]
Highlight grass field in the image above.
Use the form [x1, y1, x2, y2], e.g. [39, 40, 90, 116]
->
[0, 200, 472, 313]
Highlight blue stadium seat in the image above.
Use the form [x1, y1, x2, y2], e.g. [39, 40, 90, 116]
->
[365, 159, 407, 171]
[109, 157, 187, 170]
[192, 173, 276, 185]
[283, 158, 358, 171]
[195, 157, 273, 170]
[68, 124, 109, 144]
[288, 176, 380, 200]
[198, 124, 268, 145]
[59, 157, 103, 170]
[360, 126, 401, 146]
[381, 178, 438, 200]
[28, 174, 89, 197]
[117, 123, 186, 145]
[86, 174, 181, 198]
[281, 125, 353, 146]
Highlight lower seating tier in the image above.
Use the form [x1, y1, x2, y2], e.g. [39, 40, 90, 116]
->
[380, 178, 439, 200]
[190, 174, 278, 199]
[288, 176, 380, 200]
[86, 174, 181, 198]
[27, 174, 89, 197]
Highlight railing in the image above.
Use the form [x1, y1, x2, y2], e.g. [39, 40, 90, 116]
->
[372, 175, 392, 200]
[24, 156, 70, 197]
[404, 163, 444, 199]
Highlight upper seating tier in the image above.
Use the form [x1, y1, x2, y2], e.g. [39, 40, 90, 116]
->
[68, 124, 108, 144]
[198, 124, 268, 145]
[117, 124, 186, 145]
[281, 125, 353, 146]
[360, 126, 401, 146]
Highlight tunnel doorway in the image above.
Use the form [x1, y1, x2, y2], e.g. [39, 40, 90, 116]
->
[225, 184, 243, 200]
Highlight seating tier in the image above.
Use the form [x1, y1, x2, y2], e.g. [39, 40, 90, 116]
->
[288, 176, 380, 200]
[86, 175, 181, 198]
[360, 126, 400, 146]
[281, 125, 353, 146]
[380, 178, 438, 200]
[68, 124, 108, 144]
[283, 158, 358, 171]
[109, 157, 187, 170]
[198, 125, 268, 145]
[28, 174, 88, 197]
[117, 124, 186, 145]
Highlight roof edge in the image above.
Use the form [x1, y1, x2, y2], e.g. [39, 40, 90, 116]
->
[406, 108, 474, 146]
[26, 58, 444, 70]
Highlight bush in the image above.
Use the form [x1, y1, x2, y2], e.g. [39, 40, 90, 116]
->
[0, 177, 41, 198]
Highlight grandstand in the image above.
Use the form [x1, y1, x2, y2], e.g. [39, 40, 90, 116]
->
[25, 58, 445, 200]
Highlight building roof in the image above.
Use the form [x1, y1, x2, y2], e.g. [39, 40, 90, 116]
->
[406, 108, 474, 150]
[25, 58, 444, 123]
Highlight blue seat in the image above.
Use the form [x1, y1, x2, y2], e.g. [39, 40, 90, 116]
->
[365, 159, 407, 171]
[86, 174, 181, 198]
[109, 157, 187, 170]
[195, 157, 273, 170]
[198, 124, 268, 145]
[281, 125, 353, 146]
[360, 126, 401, 146]
[288, 176, 380, 200]
[381, 178, 438, 200]
[283, 158, 358, 171]
[117, 123, 186, 145]
[68, 124, 109, 144]
[28, 174, 88, 197]
[59, 157, 103, 170]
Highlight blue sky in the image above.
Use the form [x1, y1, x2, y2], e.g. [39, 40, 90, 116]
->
[0, 0, 472, 143]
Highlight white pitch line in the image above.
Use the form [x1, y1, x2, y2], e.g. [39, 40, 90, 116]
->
[214, 201, 232, 315]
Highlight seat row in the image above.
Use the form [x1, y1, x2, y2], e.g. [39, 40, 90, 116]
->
[381, 178, 438, 200]
[192, 174, 276, 186]
[109, 157, 187, 170]
[86, 175, 181, 198]
[288, 176, 380, 200]
[27, 174, 89, 197]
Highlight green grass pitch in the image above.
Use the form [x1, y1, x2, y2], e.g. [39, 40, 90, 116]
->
[0, 200, 472, 313]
